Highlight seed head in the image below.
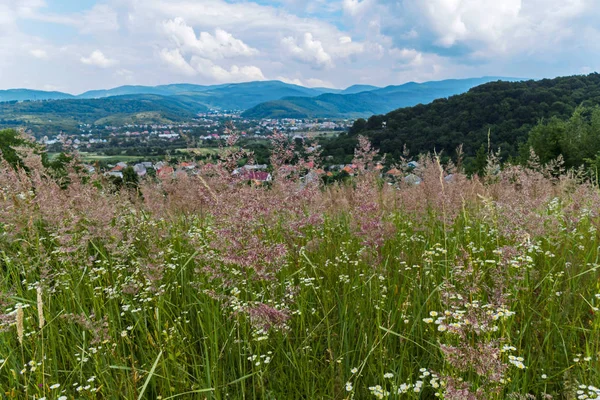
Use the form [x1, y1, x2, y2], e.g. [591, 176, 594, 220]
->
[37, 286, 45, 329]
[16, 305, 24, 345]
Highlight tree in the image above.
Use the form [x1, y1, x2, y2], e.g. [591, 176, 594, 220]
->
[0, 129, 40, 169]
[122, 166, 139, 189]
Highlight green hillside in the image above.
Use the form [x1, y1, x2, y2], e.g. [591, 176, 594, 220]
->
[0, 95, 204, 132]
[323, 73, 600, 164]
[242, 77, 519, 119]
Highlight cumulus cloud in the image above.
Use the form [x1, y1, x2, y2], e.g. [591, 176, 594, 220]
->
[160, 17, 264, 82]
[389, 48, 424, 67]
[160, 48, 265, 82]
[416, 0, 522, 48]
[159, 48, 196, 75]
[191, 57, 266, 82]
[282, 33, 334, 69]
[81, 50, 118, 68]
[163, 18, 258, 60]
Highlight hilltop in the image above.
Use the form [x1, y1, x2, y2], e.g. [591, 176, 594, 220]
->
[322, 73, 600, 164]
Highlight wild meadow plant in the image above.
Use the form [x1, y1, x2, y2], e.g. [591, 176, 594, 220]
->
[1, 136, 600, 399]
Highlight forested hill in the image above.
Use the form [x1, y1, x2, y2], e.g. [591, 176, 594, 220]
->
[331, 73, 600, 163]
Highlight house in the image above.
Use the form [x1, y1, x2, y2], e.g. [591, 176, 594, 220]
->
[236, 170, 272, 184]
[157, 166, 174, 179]
[404, 174, 422, 185]
[105, 171, 123, 179]
[407, 161, 419, 169]
[133, 164, 147, 177]
[179, 162, 196, 170]
[386, 168, 402, 177]
[342, 165, 355, 175]
[243, 164, 268, 171]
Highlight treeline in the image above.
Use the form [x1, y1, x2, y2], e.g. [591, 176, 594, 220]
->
[322, 73, 600, 171]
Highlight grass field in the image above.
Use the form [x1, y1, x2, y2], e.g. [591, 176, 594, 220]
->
[1, 137, 600, 399]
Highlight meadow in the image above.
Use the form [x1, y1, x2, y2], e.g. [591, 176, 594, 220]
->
[1, 135, 600, 399]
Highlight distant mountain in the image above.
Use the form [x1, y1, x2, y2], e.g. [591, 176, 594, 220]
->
[242, 77, 522, 119]
[76, 83, 227, 99]
[340, 85, 380, 95]
[166, 81, 337, 110]
[0, 89, 74, 102]
[76, 80, 334, 105]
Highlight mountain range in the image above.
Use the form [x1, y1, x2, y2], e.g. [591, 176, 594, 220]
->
[0, 77, 520, 129]
[242, 77, 524, 119]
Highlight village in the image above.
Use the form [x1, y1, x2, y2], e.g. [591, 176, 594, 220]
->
[38, 112, 353, 153]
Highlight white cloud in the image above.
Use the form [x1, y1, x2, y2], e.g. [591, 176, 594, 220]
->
[160, 48, 265, 82]
[21, 4, 119, 34]
[389, 48, 424, 67]
[163, 18, 258, 60]
[2, 0, 600, 92]
[79, 4, 120, 34]
[29, 49, 48, 59]
[276, 76, 305, 86]
[342, 0, 375, 17]
[159, 48, 196, 75]
[416, 0, 522, 48]
[275, 76, 335, 88]
[81, 50, 118, 68]
[190, 57, 266, 82]
[282, 33, 334, 69]
[305, 78, 335, 88]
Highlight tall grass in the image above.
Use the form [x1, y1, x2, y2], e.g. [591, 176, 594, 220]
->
[1, 137, 600, 399]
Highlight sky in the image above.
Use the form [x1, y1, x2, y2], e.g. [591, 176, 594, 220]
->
[0, 0, 598, 94]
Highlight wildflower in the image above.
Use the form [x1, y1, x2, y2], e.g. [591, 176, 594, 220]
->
[345, 382, 353, 391]
[423, 318, 434, 324]
[541, 374, 547, 379]
[351, 367, 358, 374]
[368, 385, 389, 399]
[50, 383, 60, 389]
[397, 383, 411, 394]
[508, 355, 526, 369]
[437, 324, 447, 332]
[384, 372, 394, 379]
[58, 397, 67, 400]
[430, 311, 438, 317]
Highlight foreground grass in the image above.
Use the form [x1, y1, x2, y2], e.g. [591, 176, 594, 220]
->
[1, 146, 600, 399]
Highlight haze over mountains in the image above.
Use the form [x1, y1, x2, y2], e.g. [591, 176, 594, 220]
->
[0, 77, 520, 129]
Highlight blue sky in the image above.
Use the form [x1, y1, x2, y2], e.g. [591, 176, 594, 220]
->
[0, 0, 598, 93]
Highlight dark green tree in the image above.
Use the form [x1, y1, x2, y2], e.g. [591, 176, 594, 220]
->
[122, 166, 139, 189]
